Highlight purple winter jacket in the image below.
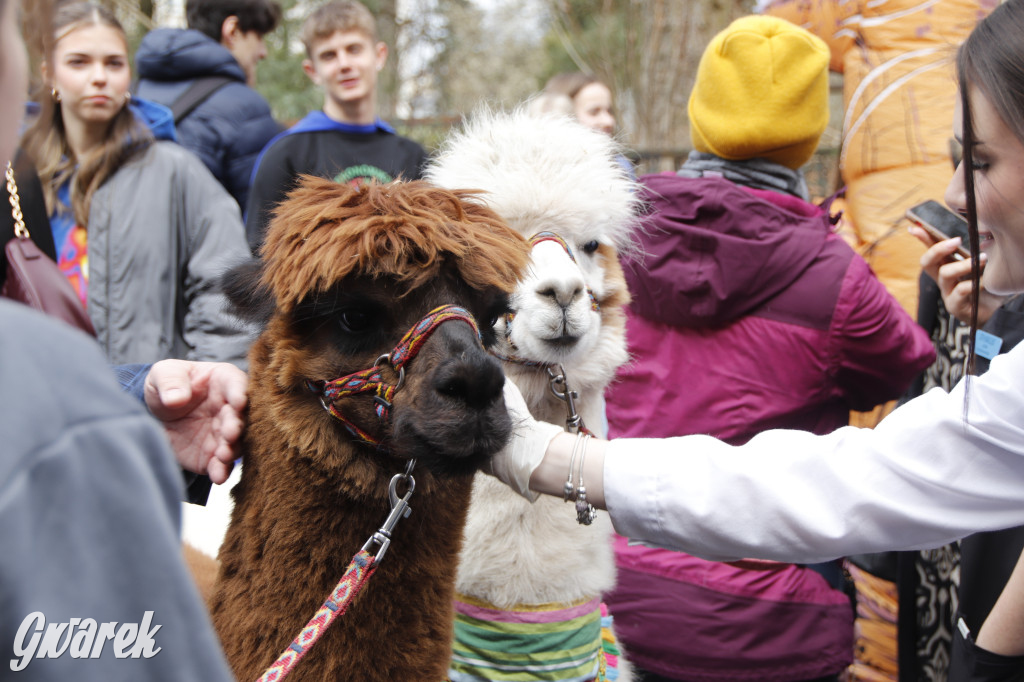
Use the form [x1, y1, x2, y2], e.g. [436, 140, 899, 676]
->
[604, 173, 936, 681]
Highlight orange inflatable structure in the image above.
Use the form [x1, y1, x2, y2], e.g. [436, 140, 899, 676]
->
[765, 0, 996, 316]
[760, 4, 997, 679]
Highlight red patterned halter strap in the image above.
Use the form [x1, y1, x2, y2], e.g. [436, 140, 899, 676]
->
[528, 231, 600, 312]
[496, 231, 602, 368]
[306, 304, 481, 445]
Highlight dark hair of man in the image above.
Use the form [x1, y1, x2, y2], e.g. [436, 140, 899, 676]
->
[186, 0, 282, 42]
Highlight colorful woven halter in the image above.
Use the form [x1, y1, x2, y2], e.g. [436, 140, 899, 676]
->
[258, 307, 481, 681]
[307, 304, 481, 444]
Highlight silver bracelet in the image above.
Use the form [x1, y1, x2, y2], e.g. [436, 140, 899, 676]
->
[564, 431, 585, 502]
[574, 433, 597, 525]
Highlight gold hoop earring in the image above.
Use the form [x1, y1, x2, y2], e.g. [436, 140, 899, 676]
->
[51, 88, 61, 103]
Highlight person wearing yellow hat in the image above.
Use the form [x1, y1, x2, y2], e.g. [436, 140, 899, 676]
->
[683, 13, 831, 198]
[599, 15, 934, 682]
[689, 15, 830, 170]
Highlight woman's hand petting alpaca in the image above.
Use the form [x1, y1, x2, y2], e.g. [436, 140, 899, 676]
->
[145, 359, 248, 484]
[909, 224, 1006, 326]
[485, 379, 564, 501]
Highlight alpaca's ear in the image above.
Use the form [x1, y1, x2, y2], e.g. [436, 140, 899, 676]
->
[223, 260, 275, 325]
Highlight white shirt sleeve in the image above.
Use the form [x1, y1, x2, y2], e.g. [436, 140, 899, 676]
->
[605, 342, 1024, 564]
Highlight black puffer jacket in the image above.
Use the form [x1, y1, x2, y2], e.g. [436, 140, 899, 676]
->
[135, 28, 281, 210]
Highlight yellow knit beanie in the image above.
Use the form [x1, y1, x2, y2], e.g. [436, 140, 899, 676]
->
[688, 15, 830, 170]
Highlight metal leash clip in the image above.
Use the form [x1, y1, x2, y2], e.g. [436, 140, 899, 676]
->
[361, 460, 416, 563]
[547, 364, 586, 434]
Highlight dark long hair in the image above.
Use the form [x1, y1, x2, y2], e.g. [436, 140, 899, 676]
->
[956, 0, 1024, 381]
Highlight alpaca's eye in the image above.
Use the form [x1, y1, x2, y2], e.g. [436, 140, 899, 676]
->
[486, 300, 512, 329]
[480, 298, 512, 342]
[337, 309, 373, 334]
[582, 240, 600, 255]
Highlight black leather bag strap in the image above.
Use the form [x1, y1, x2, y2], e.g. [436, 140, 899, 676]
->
[171, 75, 234, 123]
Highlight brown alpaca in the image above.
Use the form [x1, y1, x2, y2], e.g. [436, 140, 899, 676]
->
[210, 177, 530, 682]
[183, 543, 219, 604]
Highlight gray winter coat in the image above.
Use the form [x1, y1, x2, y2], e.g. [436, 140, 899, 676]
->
[135, 29, 282, 211]
[0, 300, 236, 680]
[86, 140, 253, 367]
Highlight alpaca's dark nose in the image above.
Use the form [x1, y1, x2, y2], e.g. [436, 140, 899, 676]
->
[432, 353, 505, 407]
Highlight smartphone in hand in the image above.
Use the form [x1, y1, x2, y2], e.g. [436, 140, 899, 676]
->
[906, 200, 971, 260]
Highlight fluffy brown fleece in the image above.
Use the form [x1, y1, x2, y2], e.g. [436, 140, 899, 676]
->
[182, 543, 219, 604]
[259, 175, 527, 312]
[210, 178, 530, 681]
[597, 241, 631, 316]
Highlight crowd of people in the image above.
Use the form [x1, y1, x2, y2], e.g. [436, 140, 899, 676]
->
[3, 0, 1024, 679]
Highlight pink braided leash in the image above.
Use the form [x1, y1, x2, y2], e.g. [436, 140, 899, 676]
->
[256, 550, 378, 682]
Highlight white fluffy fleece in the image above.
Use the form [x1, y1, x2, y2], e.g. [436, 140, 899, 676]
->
[428, 106, 638, 254]
[427, 107, 642, 678]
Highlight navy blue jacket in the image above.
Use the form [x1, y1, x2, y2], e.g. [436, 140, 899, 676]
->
[135, 28, 281, 210]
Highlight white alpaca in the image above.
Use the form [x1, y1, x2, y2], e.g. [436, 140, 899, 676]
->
[427, 108, 641, 682]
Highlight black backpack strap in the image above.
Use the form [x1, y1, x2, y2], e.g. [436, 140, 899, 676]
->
[170, 75, 234, 123]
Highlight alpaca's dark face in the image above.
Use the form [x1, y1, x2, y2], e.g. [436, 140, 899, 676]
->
[225, 179, 530, 486]
[252, 268, 513, 477]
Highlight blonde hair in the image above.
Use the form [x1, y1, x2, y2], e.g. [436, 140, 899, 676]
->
[21, 2, 152, 228]
[299, 0, 377, 58]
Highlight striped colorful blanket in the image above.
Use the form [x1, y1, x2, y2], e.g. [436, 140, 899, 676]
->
[449, 594, 620, 681]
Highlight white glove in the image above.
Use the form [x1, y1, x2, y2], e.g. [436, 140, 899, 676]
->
[487, 379, 565, 501]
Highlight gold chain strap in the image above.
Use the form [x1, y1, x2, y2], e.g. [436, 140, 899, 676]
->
[5, 161, 28, 239]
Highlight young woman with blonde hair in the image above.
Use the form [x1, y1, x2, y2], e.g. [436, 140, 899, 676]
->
[20, 2, 252, 367]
